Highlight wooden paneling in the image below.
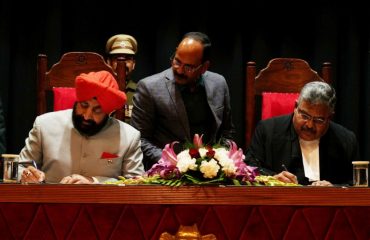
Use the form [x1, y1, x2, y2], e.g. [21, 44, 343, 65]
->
[1, 184, 369, 206]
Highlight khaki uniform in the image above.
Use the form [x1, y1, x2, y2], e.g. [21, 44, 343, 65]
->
[124, 79, 137, 123]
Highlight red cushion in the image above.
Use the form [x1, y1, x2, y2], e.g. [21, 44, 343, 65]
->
[261, 92, 299, 120]
[53, 87, 77, 111]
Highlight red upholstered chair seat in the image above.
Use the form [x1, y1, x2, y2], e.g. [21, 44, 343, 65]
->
[53, 87, 76, 111]
[261, 92, 299, 120]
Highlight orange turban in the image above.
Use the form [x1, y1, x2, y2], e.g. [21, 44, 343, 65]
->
[75, 71, 127, 114]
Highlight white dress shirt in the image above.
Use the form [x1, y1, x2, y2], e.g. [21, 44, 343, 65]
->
[299, 138, 320, 181]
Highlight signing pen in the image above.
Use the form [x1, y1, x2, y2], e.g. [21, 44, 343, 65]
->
[281, 164, 288, 171]
[32, 160, 38, 169]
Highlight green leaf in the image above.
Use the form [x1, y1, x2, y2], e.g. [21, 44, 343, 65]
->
[232, 179, 241, 186]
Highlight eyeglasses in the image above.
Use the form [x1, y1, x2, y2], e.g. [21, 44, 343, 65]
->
[170, 57, 203, 74]
[296, 108, 328, 125]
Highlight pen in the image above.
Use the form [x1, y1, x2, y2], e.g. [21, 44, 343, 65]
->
[31, 160, 46, 183]
[281, 164, 288, 171]
[19, 159, 45, 183]
[32, 160, 38, 169]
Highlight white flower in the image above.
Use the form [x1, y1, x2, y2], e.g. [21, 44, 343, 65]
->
[220, 160, 237, 177]
[177, 150, 197, 173]
[214, 148, 237, 176]
[177, 158, 197, 173]
[198, 148, 208, 158]
[177, 149, 191, 160]
[199, 159, 220, 178]
[175, 145, 238, 179]
[214, 148, 229, 162]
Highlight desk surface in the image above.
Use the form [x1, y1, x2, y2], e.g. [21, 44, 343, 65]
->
[1, 184, 369, 206]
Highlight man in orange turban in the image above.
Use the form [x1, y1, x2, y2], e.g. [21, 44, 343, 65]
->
[18, 71, 144, 184]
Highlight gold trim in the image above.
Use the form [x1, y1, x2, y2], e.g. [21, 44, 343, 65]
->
[159, 224, 217, 240]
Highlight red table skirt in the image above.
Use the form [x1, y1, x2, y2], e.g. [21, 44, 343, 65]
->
[0, 203, 369, 239]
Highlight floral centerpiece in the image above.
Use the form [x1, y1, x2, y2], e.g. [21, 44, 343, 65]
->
[107, 134, 300, 187]
[145, 134, 258, 186]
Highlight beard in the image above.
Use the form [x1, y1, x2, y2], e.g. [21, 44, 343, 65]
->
[72, 106, 108, 136]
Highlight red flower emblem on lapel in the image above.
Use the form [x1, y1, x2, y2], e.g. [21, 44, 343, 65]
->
[101, 152, 118, 159]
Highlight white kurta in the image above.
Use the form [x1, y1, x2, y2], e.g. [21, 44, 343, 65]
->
[19, 109, 144, 183]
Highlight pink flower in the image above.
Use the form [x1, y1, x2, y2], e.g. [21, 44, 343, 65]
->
[159, 141, 178, 165]
[226, 140, 249, 175]
[193, 134, 204, 148]
[147, 164, 181, 179]
[227, 141, 245, 162]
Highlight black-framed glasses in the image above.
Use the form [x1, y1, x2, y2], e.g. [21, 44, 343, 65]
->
[170, 57, 203, 74]
[296, 108, 328, 125]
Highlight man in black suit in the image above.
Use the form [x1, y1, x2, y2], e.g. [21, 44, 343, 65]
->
[245, 81, 359, 186]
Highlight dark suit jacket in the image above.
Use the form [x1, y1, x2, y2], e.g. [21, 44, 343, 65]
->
[131, 68, 235, 168]
[245, 114, 359, 185]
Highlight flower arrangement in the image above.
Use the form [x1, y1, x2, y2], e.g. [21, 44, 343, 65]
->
[106, 134, 298, 186]
[145, 134, 258, 186]
[105, 134, 300, 187]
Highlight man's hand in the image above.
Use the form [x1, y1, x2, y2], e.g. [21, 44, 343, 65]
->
[60, 174, 95, 184]
[273, 171, 298, 184]
[21, 166, 45, 184]
[310, 180, 333, 186]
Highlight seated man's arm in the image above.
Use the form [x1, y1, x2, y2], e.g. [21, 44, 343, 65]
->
[342, 128, 361, 186]
[19, 117, 44, 182]
[244, 122, 276, 176]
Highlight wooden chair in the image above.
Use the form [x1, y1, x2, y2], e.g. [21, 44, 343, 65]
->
[245, 58, 332, 147]
[37, 52, 126, 119]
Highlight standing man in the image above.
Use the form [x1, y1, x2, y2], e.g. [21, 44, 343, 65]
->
[19, 71, 144, 184]
[131, 32, 235, 169]
[105, 34, 138, 122]
[245, 81, 359, 186]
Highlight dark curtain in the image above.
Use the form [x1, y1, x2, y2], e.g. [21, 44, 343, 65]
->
[0, 1, 369, 159]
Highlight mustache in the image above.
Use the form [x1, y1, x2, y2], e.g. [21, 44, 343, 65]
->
[174, 71, 187, 80]
[72, 108, 108, 136]
[81, 119, 95, 126]
[301, 126, 316, 134]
